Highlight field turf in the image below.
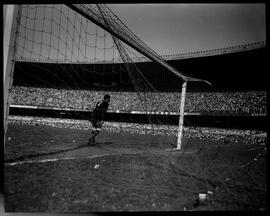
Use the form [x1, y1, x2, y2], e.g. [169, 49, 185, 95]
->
[4, 123, 267, 211]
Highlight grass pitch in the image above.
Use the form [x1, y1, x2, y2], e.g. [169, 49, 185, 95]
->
[4, 123, 267, 211]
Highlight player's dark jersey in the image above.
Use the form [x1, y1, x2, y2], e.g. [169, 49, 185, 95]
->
[92, 100, 109, 122]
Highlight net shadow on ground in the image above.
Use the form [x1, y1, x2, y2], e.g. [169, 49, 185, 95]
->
[4, 143, 92, 164]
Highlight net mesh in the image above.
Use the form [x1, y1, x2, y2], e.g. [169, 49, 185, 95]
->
[13, 4, 183, 140]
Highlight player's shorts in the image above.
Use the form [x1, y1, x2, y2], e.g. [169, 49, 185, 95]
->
[91, 120, 103, 130]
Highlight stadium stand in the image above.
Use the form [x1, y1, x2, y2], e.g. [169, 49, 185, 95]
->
[10, 86, 266, 115]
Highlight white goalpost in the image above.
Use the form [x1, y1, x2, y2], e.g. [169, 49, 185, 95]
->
[177, 81, 187, 150]
[3, 5, 20, 150]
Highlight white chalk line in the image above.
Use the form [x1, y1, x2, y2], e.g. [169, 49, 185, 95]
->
[4, 148, 171, 167]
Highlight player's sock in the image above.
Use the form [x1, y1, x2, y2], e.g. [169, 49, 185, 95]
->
[89, 130, 96, 144]
[91, 130, 96, 137]
[91, 130, 100, 143]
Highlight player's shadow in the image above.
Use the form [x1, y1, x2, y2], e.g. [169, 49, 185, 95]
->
[5, 142, 116, 163]
[4, 143, 90, 164]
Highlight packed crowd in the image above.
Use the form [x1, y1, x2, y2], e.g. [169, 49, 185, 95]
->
[9, 86, 267, 115]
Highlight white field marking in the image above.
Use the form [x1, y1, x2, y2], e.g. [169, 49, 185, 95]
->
[248, 146, 264, 151]
[4, 154, 111, 166]
[4, 148, 170, 167]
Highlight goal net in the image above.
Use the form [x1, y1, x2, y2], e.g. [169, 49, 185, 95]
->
[5, 4, 200, 162]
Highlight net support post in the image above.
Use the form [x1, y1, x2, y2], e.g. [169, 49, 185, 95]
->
[176, 81, 187, 150]
[4, 5, 19, 150]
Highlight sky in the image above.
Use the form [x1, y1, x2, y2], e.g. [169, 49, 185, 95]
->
[11, 4, 266, 61]
[109, 4, 266, 55]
